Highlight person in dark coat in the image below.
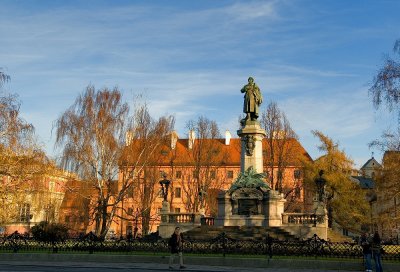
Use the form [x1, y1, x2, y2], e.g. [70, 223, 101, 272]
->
[361, 232, 372, 272]
[372, 231, 383, 272]
[168, 227, 185, 269]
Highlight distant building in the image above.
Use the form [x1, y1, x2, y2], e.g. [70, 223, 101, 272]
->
[111, 131, 313, 236]
[370, 151, 400, 241]
[4, 171, 71, 235]
[360, 156, 382, 180]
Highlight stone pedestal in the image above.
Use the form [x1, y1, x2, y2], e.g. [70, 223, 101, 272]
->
[264, 190, 286, 227]
[160, 200, 170, 223]
[215, 189, 286, 227]
[312, 198, 328, 240]
[237, 121, 266, 173]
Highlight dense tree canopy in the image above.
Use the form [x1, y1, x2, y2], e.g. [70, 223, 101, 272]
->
[0, 72, 52, 226]
[303, 131, 370, 232]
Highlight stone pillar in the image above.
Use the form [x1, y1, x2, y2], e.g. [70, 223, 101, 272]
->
[160, 200, 170, 223]
[310, 197, 328, 240]
[265, 190, 286, 227]
[237, 121, 266, 173]
[215, 192, 232, 226]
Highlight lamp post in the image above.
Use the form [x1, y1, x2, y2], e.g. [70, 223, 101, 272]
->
[159, 173, 171, 202]
[394, 194, 399, 244]
[198, 187, 207, 215]
[315, 170, 327, 203]
[159, 173, 171, 223]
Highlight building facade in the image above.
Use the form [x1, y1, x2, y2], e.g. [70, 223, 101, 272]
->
[3, 171, 70, 235]
[111, 132, 312, 237]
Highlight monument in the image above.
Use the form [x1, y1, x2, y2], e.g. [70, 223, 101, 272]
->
[159, 77, 328, 240]
[215, 77, 286, 227]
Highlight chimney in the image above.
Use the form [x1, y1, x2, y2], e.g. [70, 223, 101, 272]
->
[171, 130, 178, 150]
[188, 130, 195, 149]
[225, 130, 231, 145]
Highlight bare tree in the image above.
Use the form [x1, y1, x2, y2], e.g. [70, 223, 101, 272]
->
[119, 103, 174, 235]
[369, 39, 400, 122]
[0, 68, 10, 87]
[55, 86, 174, 238]
[55, 85, 129, 238]
[369, 127, 400, 152]
[181, 116, 226, 214]
[260, 102, 299, 192]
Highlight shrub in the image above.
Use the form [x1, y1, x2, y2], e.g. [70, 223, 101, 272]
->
[31, 221, 69, 243]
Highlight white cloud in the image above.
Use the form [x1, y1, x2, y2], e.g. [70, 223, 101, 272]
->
[224, 1, 279, 21]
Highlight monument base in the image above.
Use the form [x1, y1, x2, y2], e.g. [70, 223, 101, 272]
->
[215, 188, 286, 228]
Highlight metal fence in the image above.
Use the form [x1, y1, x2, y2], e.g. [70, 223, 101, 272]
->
[1, 231, 400, 261]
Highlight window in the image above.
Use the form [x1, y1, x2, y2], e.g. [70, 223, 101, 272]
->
[174, 208, 181, 213]
[127, 208, 133, 216]
[277, 170, 283, 180]
[175, 187, 181, 198]
[49, 181, 55, 192]
[295, 186, 301, 198]
[210, 170, 216, 179]
[176, 170, 182, 179]
[227, 170, 234, 179]
[19, 203, 30, 222]
[193, 170, 199, 179]
[126, 225, 133, 235]
[294, 169, 301, 179]
[127, 187, 134, 198]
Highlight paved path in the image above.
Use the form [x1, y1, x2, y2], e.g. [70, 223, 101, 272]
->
[2, 253, 398, 271]
[0, 261, 346, 272]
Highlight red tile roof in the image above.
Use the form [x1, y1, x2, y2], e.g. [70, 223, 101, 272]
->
[123, 137, 312, 167]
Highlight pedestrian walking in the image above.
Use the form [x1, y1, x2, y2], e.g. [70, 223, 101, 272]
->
[372, 231, 383, 272]
[361, 232, 372, 272]
[168, 227, 186, 270]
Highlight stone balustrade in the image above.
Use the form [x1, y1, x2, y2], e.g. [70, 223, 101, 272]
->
[166, 213, 196, 224]
[201, 216, 215, 226]
[282, 213, 325, 225]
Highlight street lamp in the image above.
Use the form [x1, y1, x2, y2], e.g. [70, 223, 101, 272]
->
[159, 173, 171, 202]
[315, 170, 326, 202]
[198, 188, 207, 208]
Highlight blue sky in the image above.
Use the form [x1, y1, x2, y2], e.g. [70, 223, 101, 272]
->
[1, 0, 399, 168]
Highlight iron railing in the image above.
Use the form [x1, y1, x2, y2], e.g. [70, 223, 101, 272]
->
[1, 231, 400, 261]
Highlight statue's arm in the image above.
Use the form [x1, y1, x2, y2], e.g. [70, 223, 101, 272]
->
[240, 86, 246, 93]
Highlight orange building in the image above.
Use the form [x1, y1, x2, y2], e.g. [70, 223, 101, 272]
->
[112, 132, 312, 237]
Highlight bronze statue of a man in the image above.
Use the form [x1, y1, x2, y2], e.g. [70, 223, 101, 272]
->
[241, 77, 263, 121]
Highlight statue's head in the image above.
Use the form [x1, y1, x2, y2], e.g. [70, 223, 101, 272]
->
[248, 77, 254, 83]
